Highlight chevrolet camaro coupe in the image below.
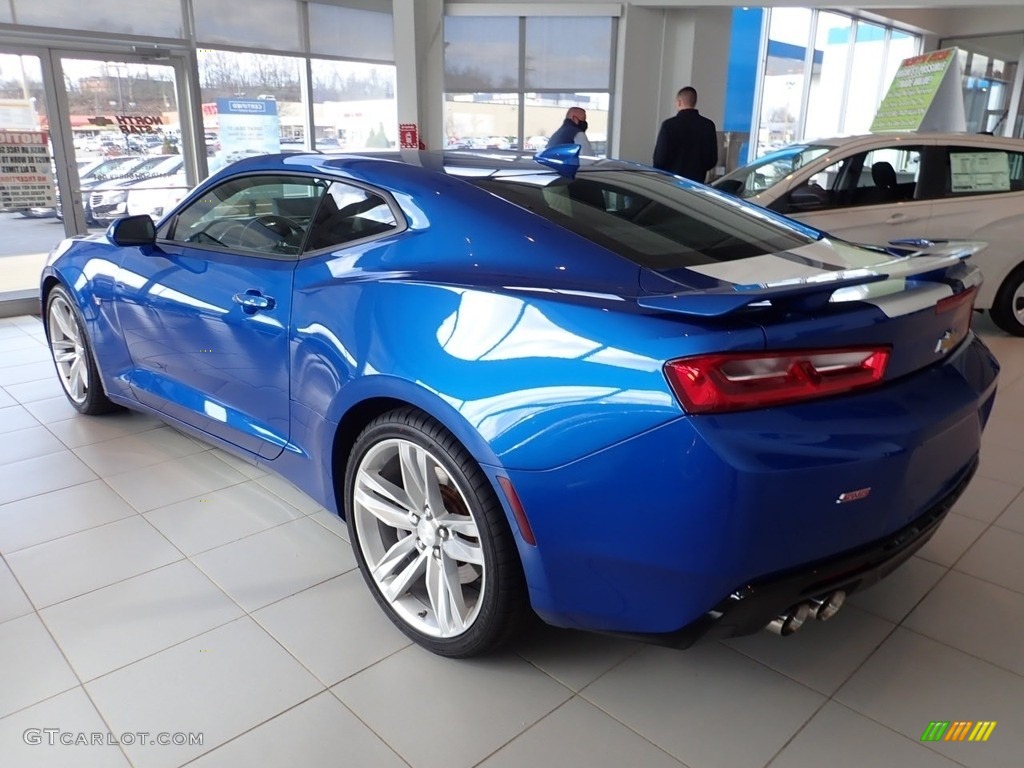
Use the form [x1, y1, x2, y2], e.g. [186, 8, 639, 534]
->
[41, 148, 998, 657]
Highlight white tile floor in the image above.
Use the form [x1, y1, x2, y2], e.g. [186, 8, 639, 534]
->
[1, 312, 1023, 768]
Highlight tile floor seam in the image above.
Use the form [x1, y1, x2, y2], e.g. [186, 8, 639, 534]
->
[40, 609, 247, 686]
[187, 543, 357, 615]
[514, 630, 646, 695]
[149, 511, 310, 558]
[498, 693, 697, 768]
[169, 688, 388, 768]
[566, 687, 710, 768]
[883, 620, 1024, 686]
[42, 417, 171, 451]
[896, 615, 1024, 683]
[0, 550, 35, 625]
[751, 619, 905, 766]
[936, 513, 1024, 597]
[757, 696, 831, 768]
[93, 454, 254, 514]
[322, 690, 416, 768]
[0, 558, 139, 767]
[764, 699, 974, 768]
[240, 588, 384, 689]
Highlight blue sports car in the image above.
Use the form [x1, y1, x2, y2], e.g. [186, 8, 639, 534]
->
[41, 148, 998, 657]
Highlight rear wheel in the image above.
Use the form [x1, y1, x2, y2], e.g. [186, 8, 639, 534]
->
[990, 265, 1024, 336]
[345, 408, 529, 657]
[44, 285, 119, 415]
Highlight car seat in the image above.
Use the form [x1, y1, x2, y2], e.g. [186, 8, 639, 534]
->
[870, 161, 899, 200]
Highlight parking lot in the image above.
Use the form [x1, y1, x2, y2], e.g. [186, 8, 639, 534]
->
[0, 212, 67, 259]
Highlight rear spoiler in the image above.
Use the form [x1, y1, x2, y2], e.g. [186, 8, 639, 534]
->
[637, 240, 985, 318]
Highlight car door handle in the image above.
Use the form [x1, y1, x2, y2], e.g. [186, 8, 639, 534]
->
[232, 291, 276, 314]
[887, 213, 906, 223]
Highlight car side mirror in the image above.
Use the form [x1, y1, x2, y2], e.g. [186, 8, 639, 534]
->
[108, 215, 156, 247]
[788, 183, 828, 212]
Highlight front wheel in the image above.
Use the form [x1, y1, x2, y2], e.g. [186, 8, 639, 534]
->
[44, 285, 119, 415]
[990, 265, 1024, 336]
[345, 409, 529, 657]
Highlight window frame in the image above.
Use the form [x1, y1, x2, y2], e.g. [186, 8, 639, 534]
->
[301, 178, 408, 255]
[158, 171, 409, 260]
[159, 172, 329, 261]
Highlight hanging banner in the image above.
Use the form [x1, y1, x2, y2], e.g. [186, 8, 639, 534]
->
[0, 99, 38, 131]
[215, 98, 281, 160]
[0, 130, 56, 210]
[870, 48, 966, 133]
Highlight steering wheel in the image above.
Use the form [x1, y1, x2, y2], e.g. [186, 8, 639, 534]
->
[242, 215, 304, 243]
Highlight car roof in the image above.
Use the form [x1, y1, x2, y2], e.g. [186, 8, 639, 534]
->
[216, 149, 641, 182]
[797, 132, 1024, 148]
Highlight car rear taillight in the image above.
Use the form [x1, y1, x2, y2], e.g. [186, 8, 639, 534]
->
[665, 347, 891, 414]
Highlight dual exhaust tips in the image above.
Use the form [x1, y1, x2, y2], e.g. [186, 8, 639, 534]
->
[766, 590, 846, 636]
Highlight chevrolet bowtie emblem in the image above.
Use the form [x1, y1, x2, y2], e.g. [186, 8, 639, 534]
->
[934, 330, 955, 355]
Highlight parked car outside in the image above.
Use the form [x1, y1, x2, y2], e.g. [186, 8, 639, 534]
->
[85, 156, 187, 224]
[713, 132, 1024, 335]
[41, 149, 997, 657]
[55, 155, 147, 220]
[89, 156, 184, 225]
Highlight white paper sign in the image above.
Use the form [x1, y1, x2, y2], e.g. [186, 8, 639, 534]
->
[950, 151, 1010, 193]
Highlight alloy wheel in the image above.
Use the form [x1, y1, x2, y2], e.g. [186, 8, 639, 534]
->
[352, 437, 485, 638]
[47, 294, 89, 404]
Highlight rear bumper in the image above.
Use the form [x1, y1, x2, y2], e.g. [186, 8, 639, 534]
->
[620, 455, 977, 648]
[498, 332, 998, 639]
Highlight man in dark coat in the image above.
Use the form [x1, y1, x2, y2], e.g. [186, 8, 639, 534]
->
[546, 107, 594, 155]
[653, 86, 719, 182]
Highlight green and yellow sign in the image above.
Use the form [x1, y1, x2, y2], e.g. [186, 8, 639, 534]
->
[921, 720, 997, 743]
[871, 48, 959, 132]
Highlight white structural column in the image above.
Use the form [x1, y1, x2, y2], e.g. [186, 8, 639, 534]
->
[614, 6, 731, 166]
[392, 0, 445, 150]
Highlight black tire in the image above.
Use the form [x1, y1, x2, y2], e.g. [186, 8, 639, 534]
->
[344, 408, 530, 657]
[990, 265, 1024, 336]
[43, 284, 120, 415]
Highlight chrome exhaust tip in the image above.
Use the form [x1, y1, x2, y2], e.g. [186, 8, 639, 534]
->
[808, 590, 846, 621]
[765, 603, 810, 636]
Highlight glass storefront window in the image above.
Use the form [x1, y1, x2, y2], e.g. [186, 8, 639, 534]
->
[444, 15, 614, 155]
[444, 94, 519, 150]
[197, 50, 301, 166]
[59, 58, 183, 233]
[524, 17, 613, 90]
[444, 17, 520, 92]
[308, 4, 394, 61]
[10, 0, 183, 38]
[193, 0, 302, 52]
[755, 8, 812, 157]
[884, 31, 920, 91]
[751, 11, 920, 156]
[844, 22, 887, 134]
[0, 53, 51, 297]
[804, 13, 852, 141]
[310, 60, 397, 151]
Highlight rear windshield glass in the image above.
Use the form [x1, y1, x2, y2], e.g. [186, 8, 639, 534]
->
[472, 169, 818, 271]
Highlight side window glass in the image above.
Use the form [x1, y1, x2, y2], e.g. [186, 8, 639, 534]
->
[305, 182, 399, 251]
[944, 147, 1023, 196]
[166, 175, 326, 257]
[779, 156, 852, 214]
[850, 147, 921, 206]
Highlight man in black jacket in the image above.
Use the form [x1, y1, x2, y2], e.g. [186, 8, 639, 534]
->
[653, 86, 719, 182]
